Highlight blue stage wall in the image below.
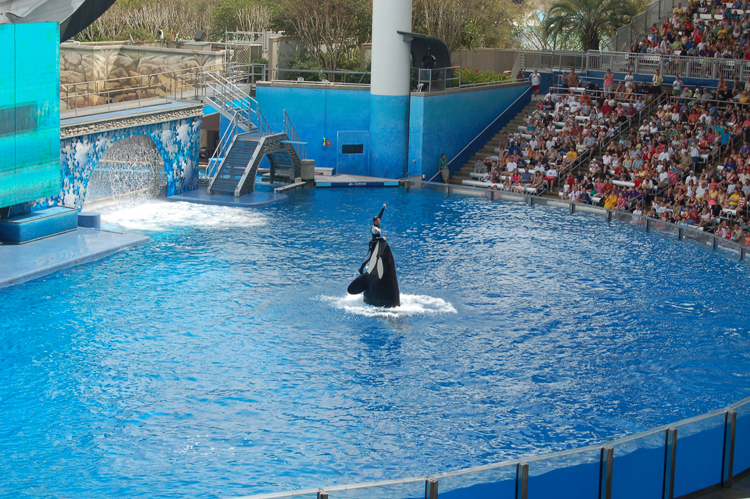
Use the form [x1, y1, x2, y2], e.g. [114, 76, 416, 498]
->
[408, 83, 531, 180]
[370, 94, 409, 179]
[255, 82, 530, 179]
[0, 23, 60, 210]
[255, 84, 371, 175]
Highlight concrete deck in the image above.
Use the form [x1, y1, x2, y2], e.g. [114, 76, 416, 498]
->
[314, 174, 400, 187]
[0, 228, 150, 289]
[165, 189, 288, 207]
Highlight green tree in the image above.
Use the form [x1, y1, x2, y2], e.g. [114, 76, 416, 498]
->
[412, 0, 531, 52]
[280, 0, 371, 71]
[542, 0, 637, 51]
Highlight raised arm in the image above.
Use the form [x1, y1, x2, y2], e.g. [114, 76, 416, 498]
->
[377, 203, 385, 220]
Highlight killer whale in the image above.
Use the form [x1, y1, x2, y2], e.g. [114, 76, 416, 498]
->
[347, 239, 400, 308]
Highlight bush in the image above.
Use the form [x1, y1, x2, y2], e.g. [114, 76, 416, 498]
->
[456, 68, 511, 85]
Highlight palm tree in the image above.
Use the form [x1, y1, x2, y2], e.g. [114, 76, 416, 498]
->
[542, 0, 636, 51]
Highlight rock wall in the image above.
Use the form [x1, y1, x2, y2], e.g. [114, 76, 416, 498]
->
[60, 43, 223, 110]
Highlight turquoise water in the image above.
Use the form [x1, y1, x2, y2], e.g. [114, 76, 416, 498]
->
[2, 188, 750, 498]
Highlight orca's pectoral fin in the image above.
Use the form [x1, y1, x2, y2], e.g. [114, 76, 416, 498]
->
[347, 273, 369, 295]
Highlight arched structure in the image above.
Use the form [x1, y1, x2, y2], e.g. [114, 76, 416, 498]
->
[208, 132, 301, 196]
[56, 117, 201, 210]
[83, 135, 164, 205]
[13, 115, 202, 214]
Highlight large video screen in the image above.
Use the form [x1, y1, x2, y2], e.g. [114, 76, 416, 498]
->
[0, 23, 61, 209]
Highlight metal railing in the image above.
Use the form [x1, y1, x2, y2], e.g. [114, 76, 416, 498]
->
[602, 0, 678, 52]
[268, 67, 371, 85]
[200, 70, 272, 135]
[283, 109, 306, 160]
[202, 71, 257, 130]
[519, 50, 750, 82]
[206, 116, 240, 179]
[519, 51, 588, 74]
[410, 66, 461, 92]
[60, 66, 205, 115]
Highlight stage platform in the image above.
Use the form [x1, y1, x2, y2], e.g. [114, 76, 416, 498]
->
[315, 174, 400, 188]
[165, 189, 288, 207]
[0, 228, 149, 289]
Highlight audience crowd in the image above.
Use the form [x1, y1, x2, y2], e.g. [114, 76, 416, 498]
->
[476, 67, 750, 244]
[632, 0, 750, 62]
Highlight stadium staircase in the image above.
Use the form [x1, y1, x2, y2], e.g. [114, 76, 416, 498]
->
[449, 100, 538, 185]
[203, 72, 304, 196]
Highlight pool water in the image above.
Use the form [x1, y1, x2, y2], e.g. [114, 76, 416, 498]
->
[2, 188, 750, 498]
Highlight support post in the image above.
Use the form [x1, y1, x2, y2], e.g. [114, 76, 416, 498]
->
[722, 410, 737, 488]
[425, 479, 438, 499]
[678, 227, 683, 240]
[607, 210, 612, 222]
[516, 463, 529, 499]
[317, 492, 328, 499]
[600, 446, 614, 499]
[663, 428, 677, 499]
[570, 203, 576, 214]
[646, 218, 651, 232]
[713, 236, 718, 251]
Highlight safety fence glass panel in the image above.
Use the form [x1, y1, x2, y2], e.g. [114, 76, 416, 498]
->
[729, 397, 750, 474]
[576, 204, 606, 216]
[450, 185, 493, 199]
[673, 412, 726, 497]
[406, 180, 449, 196]
[683, 228, 714, 249]
[716, 238, 741, 259]
[611, 211, 634, 225]
[615, 211, 648, 232]
[325, 480, 424, 499]
[437, 464, 517, 499]
[649, 219, 679, 239]
[611, 429, 665, 499]
[527, 448, 600, 499]
[230, 492, 319, 499]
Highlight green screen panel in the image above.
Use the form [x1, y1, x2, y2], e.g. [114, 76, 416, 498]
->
[0, 22, 61, 209]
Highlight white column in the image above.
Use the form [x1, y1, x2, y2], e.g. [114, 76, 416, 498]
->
[370, 0, 412, 97]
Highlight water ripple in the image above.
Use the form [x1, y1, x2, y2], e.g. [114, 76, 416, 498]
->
[1, 190, 750, 498]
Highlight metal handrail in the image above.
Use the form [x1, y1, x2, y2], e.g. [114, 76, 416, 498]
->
[60, 66, 204, 115]
[518, 49, 750, 82]
[257, 108, 271, 134]
[283, 109, 307, 159]
[207, 115, 239, 178]
[269, 67, 371, 85]
[202, 70, 263, 133]
[410, 65, 462, 92]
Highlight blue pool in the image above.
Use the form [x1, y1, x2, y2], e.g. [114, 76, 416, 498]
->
[2, 188, 750, 498]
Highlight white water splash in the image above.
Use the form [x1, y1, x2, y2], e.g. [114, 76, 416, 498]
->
[96, 199, 267, 232]
[322, 293, 457, 318]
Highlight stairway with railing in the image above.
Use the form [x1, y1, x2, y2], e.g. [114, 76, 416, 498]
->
[203, 72, 306, 196]
[202, 71, 271, 134]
